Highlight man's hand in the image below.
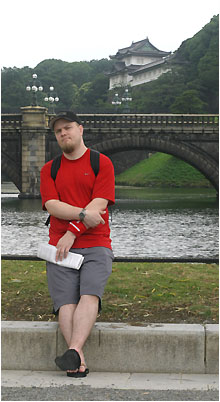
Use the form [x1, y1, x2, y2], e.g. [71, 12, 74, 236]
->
[55, 231, 76, 261]
[83, 209, 106, 228]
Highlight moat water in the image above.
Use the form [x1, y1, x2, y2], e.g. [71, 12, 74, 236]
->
[1, 186, 218, 258]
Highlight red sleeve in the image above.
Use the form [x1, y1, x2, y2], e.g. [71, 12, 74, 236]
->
[91, 154, 115, 205]
[40, 161, 60, 210]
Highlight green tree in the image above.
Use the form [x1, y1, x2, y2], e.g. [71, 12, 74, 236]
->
[83, 73, 109, 111]
[1, 66, 32, 112]
[77, 82, 92, 111]
[131, 70, 185, 113]
[1, 15, 218, 113]
[70, 84, 80, 111]
[170, 89, 208, 113]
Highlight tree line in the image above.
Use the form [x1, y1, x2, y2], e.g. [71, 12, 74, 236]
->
[1, 15, 218, 114]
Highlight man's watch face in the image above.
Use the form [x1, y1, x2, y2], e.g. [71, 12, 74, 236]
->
[79, 210, 86, 220]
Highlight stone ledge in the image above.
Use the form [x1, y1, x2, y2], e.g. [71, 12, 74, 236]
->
[1, 322, 219, 374]
[205, 324, 219, 374]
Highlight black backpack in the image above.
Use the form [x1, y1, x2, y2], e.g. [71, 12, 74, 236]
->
[45, 149, 100, 226]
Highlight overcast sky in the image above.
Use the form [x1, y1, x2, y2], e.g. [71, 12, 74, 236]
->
[1, 0, 219, 69]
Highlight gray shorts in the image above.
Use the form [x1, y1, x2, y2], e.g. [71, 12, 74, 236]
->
[46, 247, 114, 313]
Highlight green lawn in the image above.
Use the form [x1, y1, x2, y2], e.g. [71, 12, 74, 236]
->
[116, 152, 213, 187]
[1, 260, 218, 324]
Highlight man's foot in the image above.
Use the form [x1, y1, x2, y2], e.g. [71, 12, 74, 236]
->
[67, 363, 89, 378]
[55, 349, 81, 371]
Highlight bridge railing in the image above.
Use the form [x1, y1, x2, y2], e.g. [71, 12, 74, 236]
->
[77, 114, 219, 129]
[2, 113, 219, 129]
[1, 114, 22, 128]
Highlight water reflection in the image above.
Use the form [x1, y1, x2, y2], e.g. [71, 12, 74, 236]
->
[111, 205, 218, 258]
[1, 188, 218, 258]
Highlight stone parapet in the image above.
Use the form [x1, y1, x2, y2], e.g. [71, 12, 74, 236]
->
[20, 106, 47, 128]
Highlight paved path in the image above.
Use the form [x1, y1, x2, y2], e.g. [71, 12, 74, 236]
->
[1, 371, 219, 401]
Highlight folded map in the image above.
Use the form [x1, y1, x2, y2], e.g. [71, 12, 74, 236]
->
[37, 243, 84, 270]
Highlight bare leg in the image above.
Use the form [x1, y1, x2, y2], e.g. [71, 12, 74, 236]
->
[58, 295, 99, 372]
[69, 294, 99, 351]
[59, 304, 77, 346]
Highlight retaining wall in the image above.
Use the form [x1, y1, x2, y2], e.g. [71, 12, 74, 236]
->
[1, 322, 218, 374]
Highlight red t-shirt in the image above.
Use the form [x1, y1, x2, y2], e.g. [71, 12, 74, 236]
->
[40, 149, 115, 249]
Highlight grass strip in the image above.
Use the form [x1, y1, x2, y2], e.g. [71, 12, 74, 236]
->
[116, 152, 213, 187]
[1, 260, 218, 324]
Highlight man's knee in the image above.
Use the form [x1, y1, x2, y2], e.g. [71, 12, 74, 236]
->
[80, 294, 99, 305]
[59, 303, 77, 313]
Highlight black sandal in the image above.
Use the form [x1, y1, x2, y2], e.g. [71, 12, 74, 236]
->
[67, 364, 89, 378]
[55, 349, 81, 371]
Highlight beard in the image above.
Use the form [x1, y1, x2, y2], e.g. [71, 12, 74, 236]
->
[61, 143, 75, 154]
[58, 134, 82, 154]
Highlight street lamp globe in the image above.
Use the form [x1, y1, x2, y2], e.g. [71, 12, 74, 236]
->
[121, 87, 132, 112]
[112, 93, 122, 112]
[25, 73, 44, 106]
[44, 85, 59, 113]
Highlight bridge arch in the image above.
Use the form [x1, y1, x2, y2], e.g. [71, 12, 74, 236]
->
[1, 151, 21, 191]
[92, 136, 219, 191]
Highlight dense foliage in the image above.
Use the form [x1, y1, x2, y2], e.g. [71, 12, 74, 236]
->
[131, 15, 219, 114]
[1, 59, 113, 113]
[1, 15, 218, 113]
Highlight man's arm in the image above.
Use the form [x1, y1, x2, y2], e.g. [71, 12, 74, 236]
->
[45, 198, 106, 227]
[45, 200, 81, 220]
[53, 198, 108, 262]
[86, 197, 108, 214]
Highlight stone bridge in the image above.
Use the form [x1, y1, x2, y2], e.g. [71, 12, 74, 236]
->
[1, 106, 219, 197]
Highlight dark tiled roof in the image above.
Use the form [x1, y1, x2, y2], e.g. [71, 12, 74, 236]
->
[107, 63, 144, 76]
[131, 59, 168, 75]
[110, 37, 171, 60]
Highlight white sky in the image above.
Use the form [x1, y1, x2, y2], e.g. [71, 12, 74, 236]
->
[1, 0, 219, 69]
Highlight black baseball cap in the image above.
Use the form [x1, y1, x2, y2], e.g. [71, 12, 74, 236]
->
[49, 111, 82, 130]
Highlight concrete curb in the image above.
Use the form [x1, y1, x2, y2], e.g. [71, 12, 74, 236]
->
[2, 371, 219, 391]
[1, 321, 219, 374]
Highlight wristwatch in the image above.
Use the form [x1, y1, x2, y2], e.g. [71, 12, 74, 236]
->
[79, 208, 86, 221]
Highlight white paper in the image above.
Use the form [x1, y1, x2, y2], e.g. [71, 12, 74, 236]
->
[37, 243, 84, 270]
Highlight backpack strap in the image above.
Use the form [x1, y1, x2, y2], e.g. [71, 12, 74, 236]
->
[90, 149, 112, 222]
[45, 155, 62, 226]
[90, 149, 100, 177]
[51, 154, 62, 181]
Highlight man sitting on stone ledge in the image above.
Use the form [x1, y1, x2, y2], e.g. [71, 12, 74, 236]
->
[40, 111, 115, 377]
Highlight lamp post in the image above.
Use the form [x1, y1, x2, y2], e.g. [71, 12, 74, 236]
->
[121, 87, 132, 113]
[26, 73, 43, 106]
[44, 86, 59, 113]
[111, 93, 122, 113]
